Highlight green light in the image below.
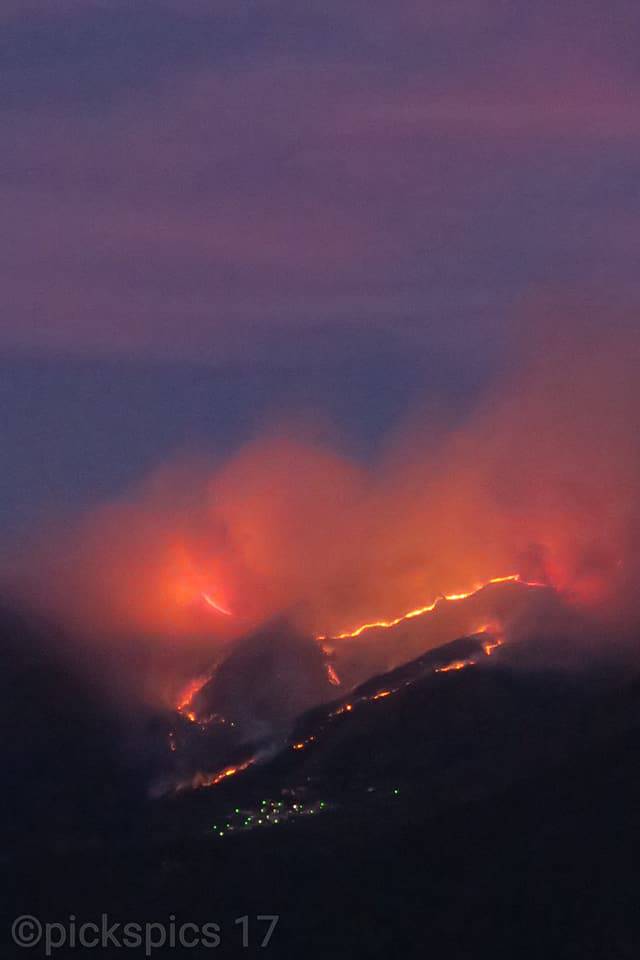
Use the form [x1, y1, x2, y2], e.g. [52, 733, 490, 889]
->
[234, 808, 240, 813]
[393, 788, 400, 795]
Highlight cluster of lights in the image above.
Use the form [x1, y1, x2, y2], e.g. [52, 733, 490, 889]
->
[211, 784, 404, 839]
[212, 796, 330, 838]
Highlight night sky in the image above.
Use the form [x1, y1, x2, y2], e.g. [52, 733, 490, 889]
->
[2, 0, 639, 534]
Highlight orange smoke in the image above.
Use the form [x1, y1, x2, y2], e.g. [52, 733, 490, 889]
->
[5, 310, 640, 704]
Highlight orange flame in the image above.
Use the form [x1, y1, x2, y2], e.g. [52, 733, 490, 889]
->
[482, 636, 504, 657]
[186, 757, 254, 791]
[176, 673, 212, 721]
[326, 663, 341, 686]
[318, 573, 545, 641]
[330, 702, 353, 717]
[434, 658, 476, 673]
[292, 735, 316, 751]
[175, 573, 535, 731]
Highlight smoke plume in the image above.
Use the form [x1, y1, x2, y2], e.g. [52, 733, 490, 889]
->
[4, 306, 640, 705]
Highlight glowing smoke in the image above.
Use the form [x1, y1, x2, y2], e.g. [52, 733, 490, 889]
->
[3, 308, 640, 705]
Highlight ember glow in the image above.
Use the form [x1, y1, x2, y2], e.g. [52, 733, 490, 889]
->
[482, 635, 504, 657]
[434, 659, 476, 673]
[182, 616, 501, 791]
[176, 673, 212, 722]
[7, 326, 640, 713]
[183, 757, 255, 792]
[332, 703, 353, 716]
[173, 574, 526, 734]
[318, 574, 543, 641]
[266, 625, 511, 777]
[325, 663, 341, 686]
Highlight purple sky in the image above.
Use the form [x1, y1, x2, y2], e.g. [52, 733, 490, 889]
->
[2, 0, 639, 530]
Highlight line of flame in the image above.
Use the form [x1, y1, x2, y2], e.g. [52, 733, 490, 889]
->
[180, 757, 255, 791]
[325, 663, 341, 686]
[175, 672, 215, 722]
[317, 573, 546, 641]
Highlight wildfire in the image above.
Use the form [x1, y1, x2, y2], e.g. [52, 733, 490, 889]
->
[326, 663, 341, 686]
[318, 573, 545, 641]
[173, 593, 232, 719]
[173, 570, 540, 791]
[434, 658, 476, 673]
[482, 636, 504, 657]
[292, 735, 316, 751]
[176, 572, 539, 722]
[332, 702, 353, 716]
[176, 673, 212, 722]
[186, 757, 255, 791]
[324, 625, 507, 719]
[471, 621, 505, 657]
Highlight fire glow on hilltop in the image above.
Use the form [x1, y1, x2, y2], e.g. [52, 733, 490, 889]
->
[174, 571, 545, 722]
[317, 573, 546, 642]
[176, 673, 213, 723]
[178, 619, 511, 793]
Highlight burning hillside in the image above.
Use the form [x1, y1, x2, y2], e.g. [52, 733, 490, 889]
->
[174, 573, 542, 724]
[161, 576, 556, 796]
[162, 611, 640, 843]
[1, 320, 639, 745]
